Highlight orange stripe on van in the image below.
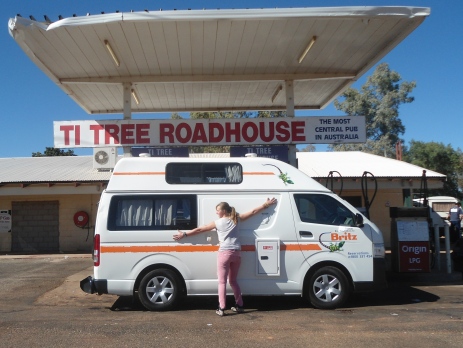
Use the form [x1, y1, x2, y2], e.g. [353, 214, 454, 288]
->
[101, 243, 321, 253]
[101, 245, 218, 253]
[112, 171, 165, 176]
[243, 172, 274, 175]
[284, 244, 322, 251]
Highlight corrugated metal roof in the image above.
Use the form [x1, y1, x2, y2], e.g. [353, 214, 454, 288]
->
[0, 157, 112, 183]
[296, 151, 446, 178]
[0, 151, 445, 185]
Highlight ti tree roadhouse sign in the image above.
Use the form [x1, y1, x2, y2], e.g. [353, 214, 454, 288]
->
[53, 116, 366, 148]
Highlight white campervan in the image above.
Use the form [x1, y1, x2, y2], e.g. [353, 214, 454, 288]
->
[81, 157, 386, 310]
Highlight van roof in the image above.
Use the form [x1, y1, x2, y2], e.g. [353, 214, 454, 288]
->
[106, 157, 330, 193]
[414, 196, 459, 203]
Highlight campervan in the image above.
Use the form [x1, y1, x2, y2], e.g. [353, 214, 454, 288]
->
[413, 196, 459, 221]
[80, 157, 386, 310]
[413, 196, 460, 233]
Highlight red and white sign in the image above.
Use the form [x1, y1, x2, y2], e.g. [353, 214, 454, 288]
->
[54, 116, 366, 148]
[398, 241, 430, 273]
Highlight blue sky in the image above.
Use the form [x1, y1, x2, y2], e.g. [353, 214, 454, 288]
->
[1, 0, 461, 157]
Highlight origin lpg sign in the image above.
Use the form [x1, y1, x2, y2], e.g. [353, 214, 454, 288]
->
[398, 241, 430, 272]
[53, 116, 366, 148]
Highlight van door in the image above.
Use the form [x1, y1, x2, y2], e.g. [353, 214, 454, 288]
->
[200, 194, 305, 295]
[292, 193, 374, 282]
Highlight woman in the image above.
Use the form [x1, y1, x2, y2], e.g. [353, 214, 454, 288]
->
[173, 197, 277, 316]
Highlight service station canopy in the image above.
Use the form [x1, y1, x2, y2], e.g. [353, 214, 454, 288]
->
[8, 6, 430, 115]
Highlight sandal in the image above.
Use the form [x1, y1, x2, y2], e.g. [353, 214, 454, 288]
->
[216, 307, 225, 316]
[231, 305, 244, 313]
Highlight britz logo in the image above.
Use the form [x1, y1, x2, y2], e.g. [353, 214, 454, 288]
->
[331, 232, 357, 241]
[263, 246, 273, 250]
[319, 231, 358, 252]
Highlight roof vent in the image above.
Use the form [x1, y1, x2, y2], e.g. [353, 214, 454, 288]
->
[245, 153, 257, 158]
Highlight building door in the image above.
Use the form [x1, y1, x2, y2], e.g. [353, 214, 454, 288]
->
[11, 201, 59, 253]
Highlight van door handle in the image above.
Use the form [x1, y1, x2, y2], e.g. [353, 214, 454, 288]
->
[261, 256, 269, 260]
[299, 231, 313, 237]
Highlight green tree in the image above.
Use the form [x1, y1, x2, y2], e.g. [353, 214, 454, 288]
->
[170, 112, 182, 119]
[299, 144, 315, 152]
[332, 63, 416, 157]
[32, 147, 76, 157]
[404, 141, 463, 198]
[255, 111, 287, 118]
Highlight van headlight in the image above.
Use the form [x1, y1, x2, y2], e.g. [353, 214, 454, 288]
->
[373, 243, 385, 258]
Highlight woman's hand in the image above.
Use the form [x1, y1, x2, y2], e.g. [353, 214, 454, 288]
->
[266, 197, 277, 206]
[173, 229, 185, 241]
[262, 197, 277, 208]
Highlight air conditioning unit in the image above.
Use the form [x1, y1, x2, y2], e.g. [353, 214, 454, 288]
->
[93, 147, 117, 170]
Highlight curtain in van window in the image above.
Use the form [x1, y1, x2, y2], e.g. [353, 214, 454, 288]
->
[155, 200, 177, 226]
[225, 165, 241, 183]
[118, 200, 153, 227]
[182, 199, 191, 219]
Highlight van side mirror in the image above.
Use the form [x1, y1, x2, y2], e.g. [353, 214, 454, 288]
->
[355, 213, 364, 227]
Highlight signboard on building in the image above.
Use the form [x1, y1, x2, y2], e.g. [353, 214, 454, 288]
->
[0, 210, 12, 233]
[230, 146, 289, 163]
[131, 147, 189, 157]
[54, 116, 366, 148]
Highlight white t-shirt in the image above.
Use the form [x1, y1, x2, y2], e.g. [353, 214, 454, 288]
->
[215, 217, 240, 251]
[449, 206, 463, 222]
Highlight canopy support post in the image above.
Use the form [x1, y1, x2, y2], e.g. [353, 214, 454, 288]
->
[122, 82, 132, 157]
[286, 80, 297, 167]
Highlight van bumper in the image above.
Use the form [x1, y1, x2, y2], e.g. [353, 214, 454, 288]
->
[353, 257, 387, 292]
[80, 276, 108, 295]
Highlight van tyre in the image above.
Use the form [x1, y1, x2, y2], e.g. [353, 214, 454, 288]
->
[308, 266, 350, 310]
[138, 269, 181, 311]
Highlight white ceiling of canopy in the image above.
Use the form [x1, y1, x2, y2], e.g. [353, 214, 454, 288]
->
[8, 6, 430, 114]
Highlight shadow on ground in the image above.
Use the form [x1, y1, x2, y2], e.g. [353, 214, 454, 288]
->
[109, 282, 440, 312]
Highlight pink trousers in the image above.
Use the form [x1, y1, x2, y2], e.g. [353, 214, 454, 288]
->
[217, 250, 243, 309]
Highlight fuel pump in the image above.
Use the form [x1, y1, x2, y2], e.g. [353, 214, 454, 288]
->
[389, 169, 432, 273]
[361, 171, 377, 220]
[325, 170, 343, 196]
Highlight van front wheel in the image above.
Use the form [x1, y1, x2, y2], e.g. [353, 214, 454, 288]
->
[307, 266, 349, 309]
[138, 269, 181, 311]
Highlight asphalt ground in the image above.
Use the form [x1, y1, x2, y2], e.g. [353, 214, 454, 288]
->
[1, 253, 463, 347]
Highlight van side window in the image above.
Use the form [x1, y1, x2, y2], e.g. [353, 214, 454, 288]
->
[294, 194, 355, 226]
[107, 195, 197, 231]
[165, 163, 242, 184]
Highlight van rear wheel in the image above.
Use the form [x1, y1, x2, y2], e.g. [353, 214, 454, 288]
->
[307, 266, 350, 310]
[138, 269, 181, 311]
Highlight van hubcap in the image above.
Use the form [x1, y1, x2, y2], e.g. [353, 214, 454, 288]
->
[313, 274, 341, 302]
[145, 276, 174, 304]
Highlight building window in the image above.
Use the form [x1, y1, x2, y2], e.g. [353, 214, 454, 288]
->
[341, 196, 362, 209]
[166, 163, 243, 184]
[107, 195, 197, 231]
